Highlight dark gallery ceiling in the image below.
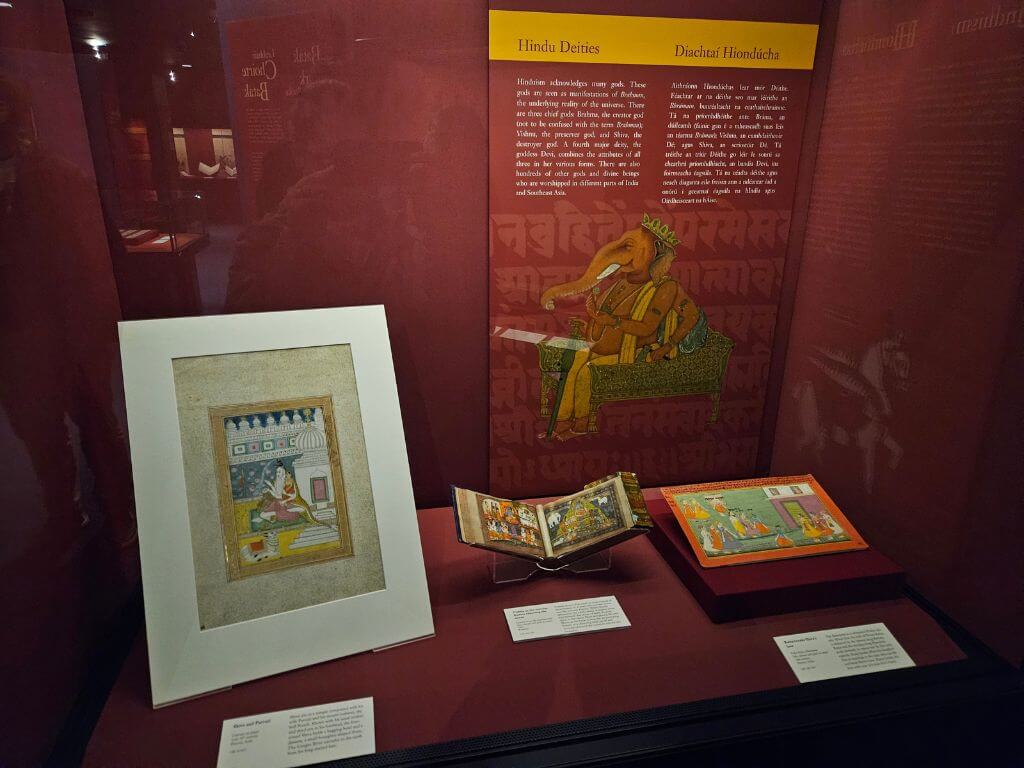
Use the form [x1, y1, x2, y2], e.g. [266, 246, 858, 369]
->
[64, 0, 230, 126]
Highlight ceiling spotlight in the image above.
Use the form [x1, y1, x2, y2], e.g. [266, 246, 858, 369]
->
[0, 2, 15, 9]
[181, 63, 193, 68]
[190, 30, 196, 38]
[168, 70, 176, 83]
[86, 36, 108, 58]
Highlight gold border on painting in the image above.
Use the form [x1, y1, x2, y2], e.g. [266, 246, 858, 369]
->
[209, 394, 354, 581]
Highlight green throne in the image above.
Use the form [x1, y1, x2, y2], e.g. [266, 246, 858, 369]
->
[538, 319, 735, 433]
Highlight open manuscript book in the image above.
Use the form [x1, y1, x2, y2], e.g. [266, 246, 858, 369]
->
[452, 472, 652, 567]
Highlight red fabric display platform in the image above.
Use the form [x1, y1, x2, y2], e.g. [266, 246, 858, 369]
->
[646, 493, 906, 622]
[84, 502, 958, 767]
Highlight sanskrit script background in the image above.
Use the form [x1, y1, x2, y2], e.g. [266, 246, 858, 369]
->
[489, 1, 825, 497]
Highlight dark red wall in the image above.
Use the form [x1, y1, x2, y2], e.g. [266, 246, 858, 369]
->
[0, 3, 138, 766]
[215, 0, 490, 504]
[771, 0, 1024, 664]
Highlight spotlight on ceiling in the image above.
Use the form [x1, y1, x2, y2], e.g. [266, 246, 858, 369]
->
[86, 37, 108, 59]
[168, 70, 176, 83]
[190, 30, 196, 38]
[181, 63, 193, 68]
[0, 2, 15, 9]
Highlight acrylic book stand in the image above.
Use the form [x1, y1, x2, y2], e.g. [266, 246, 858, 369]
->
[490, 550, 612, 583]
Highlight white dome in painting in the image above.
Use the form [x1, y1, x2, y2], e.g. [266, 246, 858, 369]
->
[295, 420, 327, 451]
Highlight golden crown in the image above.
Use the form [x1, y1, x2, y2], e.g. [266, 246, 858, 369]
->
[641, 213, 680, 248]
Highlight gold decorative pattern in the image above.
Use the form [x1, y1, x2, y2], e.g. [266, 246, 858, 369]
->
[538, 330, 735, 431]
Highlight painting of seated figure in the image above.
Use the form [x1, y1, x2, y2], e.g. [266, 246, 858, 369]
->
[662, 475, 868, 568]
[537, 213, 733, 438]
[210, 395, 353, 580]
[543, 485, 626, 555]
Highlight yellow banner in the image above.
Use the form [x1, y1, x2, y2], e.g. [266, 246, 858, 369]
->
[489, 10, 819, 70]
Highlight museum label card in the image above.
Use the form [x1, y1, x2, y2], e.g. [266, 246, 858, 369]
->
[216, 697, 374, 768]
[774, 623, 915, 683]
[505, 595, 630, 642]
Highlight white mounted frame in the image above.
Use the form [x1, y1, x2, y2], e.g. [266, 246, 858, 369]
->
[120, 306, 433, 707]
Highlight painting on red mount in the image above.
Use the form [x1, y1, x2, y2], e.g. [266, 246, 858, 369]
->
[487, 3, 823, 497]
[661, 475, 867, 568]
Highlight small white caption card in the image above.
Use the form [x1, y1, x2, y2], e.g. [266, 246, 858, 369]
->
[774, 623, 915, 683]
[505, 595, 630, 642]
[216, 697, 374, 768]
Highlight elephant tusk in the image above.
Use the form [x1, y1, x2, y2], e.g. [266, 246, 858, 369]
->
[595, 263, 621, 281]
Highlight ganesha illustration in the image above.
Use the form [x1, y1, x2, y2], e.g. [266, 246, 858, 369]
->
[538, 213, 734, 440]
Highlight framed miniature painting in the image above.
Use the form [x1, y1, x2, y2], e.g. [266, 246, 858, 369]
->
[210, 396, 353, 581]
[661, 475, 867, 568]
[120, 306, 433, 706]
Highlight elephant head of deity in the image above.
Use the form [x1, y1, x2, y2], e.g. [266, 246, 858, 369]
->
[540, 214, 678, 310]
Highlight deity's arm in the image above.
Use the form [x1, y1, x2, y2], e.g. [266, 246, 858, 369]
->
[667, 287, 701, 341]
[617, 281, 677, 337]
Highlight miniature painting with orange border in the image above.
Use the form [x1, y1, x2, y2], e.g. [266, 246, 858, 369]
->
[210, 395, 353, 581]
[661, 475, 867, 568]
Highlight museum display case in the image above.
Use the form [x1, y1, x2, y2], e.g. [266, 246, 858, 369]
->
[0, 1, 1020, 766]
[79, 492, 1016, 766]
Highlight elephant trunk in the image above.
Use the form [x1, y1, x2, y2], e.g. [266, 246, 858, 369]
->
[540, 241, 627, 309]
[540, 276, 600, 310]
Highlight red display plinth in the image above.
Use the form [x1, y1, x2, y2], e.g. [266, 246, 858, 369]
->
[645, 494, 906, 622]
